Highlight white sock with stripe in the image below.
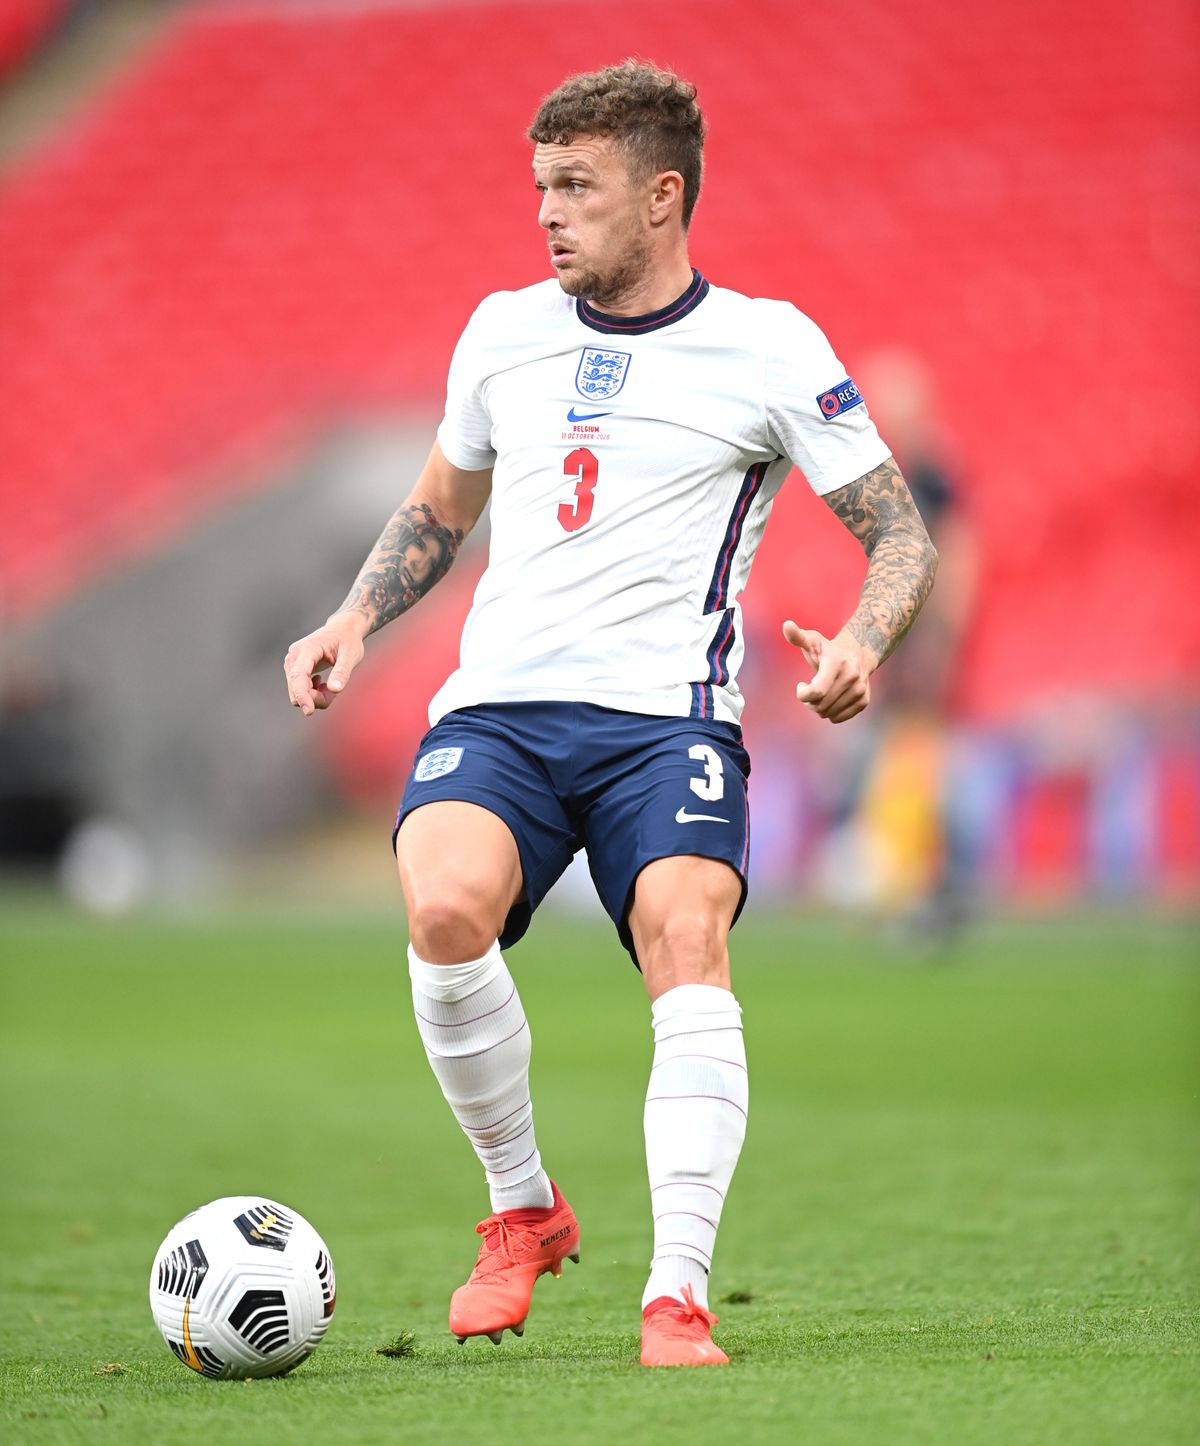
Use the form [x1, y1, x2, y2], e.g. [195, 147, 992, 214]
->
[641, 983, 748, 1311]
[408, 941, 553, 1213]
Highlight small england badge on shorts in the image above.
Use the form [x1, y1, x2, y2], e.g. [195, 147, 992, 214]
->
[576, 346, 631, 401]
[415, 747, 464, 782]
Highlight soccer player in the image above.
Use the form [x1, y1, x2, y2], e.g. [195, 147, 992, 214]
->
[284, 61, 937, 1367]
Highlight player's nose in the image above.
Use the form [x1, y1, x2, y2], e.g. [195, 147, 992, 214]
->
[538, 190, 560, 230]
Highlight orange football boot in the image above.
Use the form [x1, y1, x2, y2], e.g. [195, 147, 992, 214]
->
[449, 1180, 580, 1344]
[640, 1284, 729, 1367]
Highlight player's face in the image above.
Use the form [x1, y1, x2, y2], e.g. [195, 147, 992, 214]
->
[533, 136, 654, 308]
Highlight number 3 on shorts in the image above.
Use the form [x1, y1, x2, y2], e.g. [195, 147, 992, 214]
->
[688, 743, 725, 802]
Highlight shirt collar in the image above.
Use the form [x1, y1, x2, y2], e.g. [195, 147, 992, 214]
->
[576, 269, 709, 336]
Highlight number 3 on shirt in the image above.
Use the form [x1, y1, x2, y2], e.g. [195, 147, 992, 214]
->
[559, 447, 598, 533]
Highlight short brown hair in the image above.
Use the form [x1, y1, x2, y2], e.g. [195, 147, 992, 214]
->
[528, 60, 706, 229]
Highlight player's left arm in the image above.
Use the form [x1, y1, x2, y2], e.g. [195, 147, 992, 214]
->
[784, 456, 938, 724]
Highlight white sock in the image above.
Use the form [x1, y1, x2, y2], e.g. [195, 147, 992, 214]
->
[409, 941, 553, 1213]
[641, 983, 748, 1311]
[643, 1253, 710, 1311]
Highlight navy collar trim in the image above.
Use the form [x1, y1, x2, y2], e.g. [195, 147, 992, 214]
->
[576, 269, 709, 335]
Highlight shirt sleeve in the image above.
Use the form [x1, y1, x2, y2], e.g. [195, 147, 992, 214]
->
[436, 299, 497, 471]
[761, 302, 892, 496]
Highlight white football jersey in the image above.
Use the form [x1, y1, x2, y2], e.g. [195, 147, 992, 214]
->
[430, 271, 890, 726]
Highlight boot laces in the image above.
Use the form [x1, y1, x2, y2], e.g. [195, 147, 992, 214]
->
[470, 1210, 542, 1278]
[677, 1283, 718, 1329]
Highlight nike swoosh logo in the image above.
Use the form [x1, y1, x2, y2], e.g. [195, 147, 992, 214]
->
[567, 407, 612, 423]
[675, 807, 730, 824]
[181, 1298, 203, 1373]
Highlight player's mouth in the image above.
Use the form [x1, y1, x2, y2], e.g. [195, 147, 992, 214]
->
[549, 242, 575, 268]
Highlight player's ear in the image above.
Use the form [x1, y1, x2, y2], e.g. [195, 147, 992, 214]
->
[648, 170, 685, 228]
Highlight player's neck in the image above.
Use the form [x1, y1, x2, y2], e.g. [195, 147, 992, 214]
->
[586, 253, 695, 318]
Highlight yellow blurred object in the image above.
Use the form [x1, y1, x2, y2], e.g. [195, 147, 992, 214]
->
[859, 715, 945, 905]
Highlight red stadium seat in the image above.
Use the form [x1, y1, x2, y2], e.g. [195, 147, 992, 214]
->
[0, 0, 68, 79]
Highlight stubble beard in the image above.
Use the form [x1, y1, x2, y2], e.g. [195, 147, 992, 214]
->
[555, 231, 654, 311]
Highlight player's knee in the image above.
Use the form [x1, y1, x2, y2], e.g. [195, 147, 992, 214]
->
[644, 910, 728, 983]
[406, 880, 503, 963]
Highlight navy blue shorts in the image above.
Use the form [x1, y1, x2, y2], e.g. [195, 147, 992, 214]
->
[393, 702, 751, 965]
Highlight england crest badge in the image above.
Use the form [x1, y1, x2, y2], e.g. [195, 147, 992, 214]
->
[414, 747, 464, 782]
[575, 347, 632, 401]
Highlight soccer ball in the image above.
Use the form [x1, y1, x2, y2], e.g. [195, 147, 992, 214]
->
[149, 1196, 336, 1379]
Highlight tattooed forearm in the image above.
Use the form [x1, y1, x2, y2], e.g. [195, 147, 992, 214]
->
[824, 457, 938, 666]
[335, 502, 465, 635]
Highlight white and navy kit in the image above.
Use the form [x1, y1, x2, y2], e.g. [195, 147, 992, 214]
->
[430, 269, 889, 726]
[397, 272, 890, 959]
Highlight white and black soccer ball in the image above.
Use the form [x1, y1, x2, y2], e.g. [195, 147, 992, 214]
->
[149, 1196, 336, 1379]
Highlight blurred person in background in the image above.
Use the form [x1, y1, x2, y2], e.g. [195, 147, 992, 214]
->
[284, 61, 936, 1367]
[819, 349, 980, 931]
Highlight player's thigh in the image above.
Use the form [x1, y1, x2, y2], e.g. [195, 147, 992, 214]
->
[628, 854, 743, 1000]
[396, 799, 523, 929]
[393, 705, 579, 959]
[580, 716, 750, 972]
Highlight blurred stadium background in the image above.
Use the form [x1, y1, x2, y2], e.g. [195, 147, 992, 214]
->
[0, 0, 1197, 921]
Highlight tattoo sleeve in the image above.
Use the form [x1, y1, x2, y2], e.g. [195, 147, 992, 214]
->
[335, 502, 465, 635]
[824, 457, 938, 666]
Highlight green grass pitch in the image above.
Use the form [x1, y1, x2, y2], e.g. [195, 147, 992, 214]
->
[1, 903, 1196, 1444]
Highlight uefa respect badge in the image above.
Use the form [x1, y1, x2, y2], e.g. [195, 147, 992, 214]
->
[815, 378, 865, 420]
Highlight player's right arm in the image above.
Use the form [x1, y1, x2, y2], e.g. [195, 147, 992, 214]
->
[284, 441, 492, 716]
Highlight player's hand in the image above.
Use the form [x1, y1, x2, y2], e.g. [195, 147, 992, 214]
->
[284, 612, 369, 717]
[783, 620, 877, 724]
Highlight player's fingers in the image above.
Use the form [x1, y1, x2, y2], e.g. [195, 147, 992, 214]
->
[797, 658, 868, 718]
[794, 650, 842, 705]
[798, 689, 847, 718]
[284, 639, 329, 715]
[826, 690, 869, 724]
[782, 620, 823, 669]
[287, 633, 345, 711]
[326, 637, 364, 694]
[815, 669, 871, 722]
[309, 678, 336, 710]
[285, 662, 316, 715]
